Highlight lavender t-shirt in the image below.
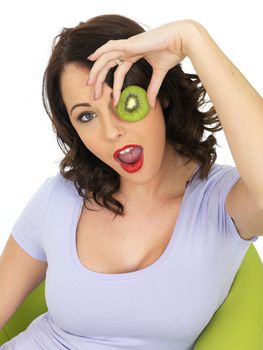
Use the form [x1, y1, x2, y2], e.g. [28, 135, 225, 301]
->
[2, 162, 259, 350]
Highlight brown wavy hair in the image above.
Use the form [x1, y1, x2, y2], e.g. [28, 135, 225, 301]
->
[42, 14, 222, 219]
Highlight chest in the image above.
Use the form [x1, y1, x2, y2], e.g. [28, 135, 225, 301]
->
[75, 197, 183, 274]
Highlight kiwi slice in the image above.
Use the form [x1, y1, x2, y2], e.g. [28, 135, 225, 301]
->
[116, 85, 150, 122]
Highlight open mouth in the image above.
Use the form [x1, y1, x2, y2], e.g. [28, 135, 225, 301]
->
[117, 146, 143, 164]
[115, 150, 144, 173]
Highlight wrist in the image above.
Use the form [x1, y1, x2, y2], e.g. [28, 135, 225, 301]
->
[180, 20, 209, 57]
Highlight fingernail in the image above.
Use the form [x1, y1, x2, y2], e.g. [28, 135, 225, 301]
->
[87, 53, 94, 60]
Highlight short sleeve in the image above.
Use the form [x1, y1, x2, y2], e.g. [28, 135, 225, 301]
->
[207, 164, 259, 244]
[10, 175, 56, 261]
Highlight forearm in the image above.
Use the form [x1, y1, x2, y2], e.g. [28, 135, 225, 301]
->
[181, 21, 263, 206]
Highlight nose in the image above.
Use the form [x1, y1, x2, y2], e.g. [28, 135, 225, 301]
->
[101, 109, 126, 142]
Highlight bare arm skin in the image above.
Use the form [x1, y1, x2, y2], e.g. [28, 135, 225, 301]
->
[0, 234, 47, 329]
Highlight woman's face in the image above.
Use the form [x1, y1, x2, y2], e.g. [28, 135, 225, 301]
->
[60, 63, 170, 189]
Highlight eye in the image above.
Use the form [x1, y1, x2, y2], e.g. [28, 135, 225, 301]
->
[77, 111, 96, 123]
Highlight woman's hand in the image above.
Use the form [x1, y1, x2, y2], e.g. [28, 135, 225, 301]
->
[86, 19, 199, 108]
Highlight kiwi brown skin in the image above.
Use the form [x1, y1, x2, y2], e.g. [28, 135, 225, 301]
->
[116, 85, 150, 122]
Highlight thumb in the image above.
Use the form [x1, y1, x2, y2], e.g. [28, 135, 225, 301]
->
[147, 69, 167, 108]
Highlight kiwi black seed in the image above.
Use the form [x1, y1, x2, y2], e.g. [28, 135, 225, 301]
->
[116, 85, 150, 122]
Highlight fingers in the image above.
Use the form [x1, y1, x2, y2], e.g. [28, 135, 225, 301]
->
[87, 38, 168, 108]
[147, 69, 168, 108]
[92, 59, 133, 104]
[87, 48, 141, 105]
[88, 39, 127, 61]
[92, 60, 117, 100]
[87, 51, 123, 86]
[112, 61, 133, 106]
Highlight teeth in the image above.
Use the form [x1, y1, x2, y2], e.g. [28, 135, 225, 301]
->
[119, 147, 134, 155]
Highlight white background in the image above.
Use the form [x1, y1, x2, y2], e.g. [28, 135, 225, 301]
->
[0, 0, 262, 260]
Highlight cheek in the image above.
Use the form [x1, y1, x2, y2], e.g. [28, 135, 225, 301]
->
[144, 109, 166, 138]
[148, 113, 166, 151]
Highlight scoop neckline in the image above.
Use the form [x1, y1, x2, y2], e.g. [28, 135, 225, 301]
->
[70, 162, 201, 281]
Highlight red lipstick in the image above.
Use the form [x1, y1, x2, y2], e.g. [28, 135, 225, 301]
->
[113, 144, 144, 173]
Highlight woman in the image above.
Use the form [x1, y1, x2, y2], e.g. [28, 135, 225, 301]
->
[0, 13, 262, 350]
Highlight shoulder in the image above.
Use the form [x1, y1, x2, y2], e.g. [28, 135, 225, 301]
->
[199, 162, 239, 192]
[26, 172, 80, 212]
[189, 162, 238, 196]
[46, 171, 80, 196]
[207, 162, 238, 180]
[189, 162, 239, 215]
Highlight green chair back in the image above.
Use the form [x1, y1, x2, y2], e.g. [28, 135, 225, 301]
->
[193, 244, 263, 349]
[1, 244, 262, 348]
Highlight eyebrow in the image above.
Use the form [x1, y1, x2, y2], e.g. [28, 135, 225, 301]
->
[70, 92, 113, 116]
[71, 103, 91, 116]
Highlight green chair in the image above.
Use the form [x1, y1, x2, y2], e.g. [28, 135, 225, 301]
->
[1, 244, 263, 349]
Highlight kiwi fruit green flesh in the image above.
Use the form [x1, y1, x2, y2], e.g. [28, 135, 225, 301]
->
[116, 85, 150, 122]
